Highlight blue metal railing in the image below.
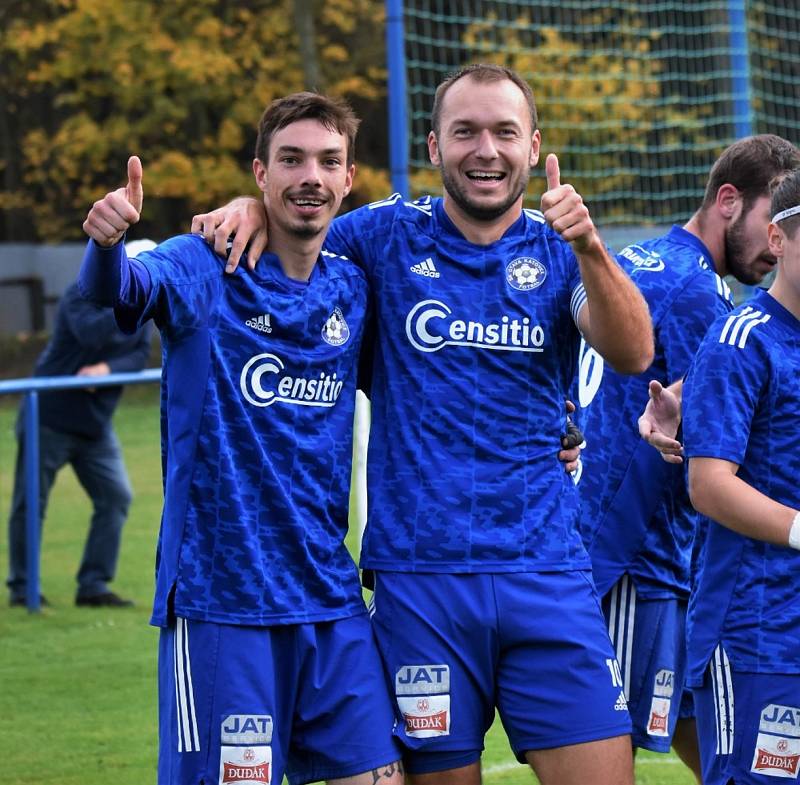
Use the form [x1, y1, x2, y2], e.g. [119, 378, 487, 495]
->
[0, 369, 161, 612]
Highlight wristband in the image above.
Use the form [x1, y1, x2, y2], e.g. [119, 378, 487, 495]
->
[789, 511, 800, 550]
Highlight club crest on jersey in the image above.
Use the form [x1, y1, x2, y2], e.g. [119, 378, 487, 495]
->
[620, 244, 665, 273]
[506, 257, 547, 291]
[240, 353, 342, 408]
[322, 307, 350, 346]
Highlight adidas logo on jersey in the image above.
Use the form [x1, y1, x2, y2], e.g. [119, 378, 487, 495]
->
[410, 258, 440, 278]
[615, 691, 629, 712]
[246, 314, 272, 334]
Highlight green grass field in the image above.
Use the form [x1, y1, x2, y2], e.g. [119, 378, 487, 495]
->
[0, 391, 695, 784]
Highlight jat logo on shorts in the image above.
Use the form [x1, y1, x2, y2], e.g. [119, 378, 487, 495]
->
[506, 257, 547, 291]
[240, 353, 343, 408]
[405, 299, 545, 354]
[750, 705, 800, 779]
[395, 664, 450, 695]
[221, 715, 273, 745]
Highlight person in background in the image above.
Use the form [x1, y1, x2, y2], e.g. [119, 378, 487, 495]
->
[6, 239, 154, 607]
[681, 167, 800, 785]
[576, 135, 800, 781]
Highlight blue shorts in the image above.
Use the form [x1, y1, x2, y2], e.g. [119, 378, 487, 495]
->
[695, 645, 800, 785]
[370, 571, 632, 774]
[679, 685, 695, 721]
[158, 614, 401, 785]
[602, 575, 688, 752]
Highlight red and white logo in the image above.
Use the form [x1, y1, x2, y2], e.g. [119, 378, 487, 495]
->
[219, 745, 272, 785]
[751, 732, 800, 779]
[753, 749, 800, 777]
[647, 697, 671, 738]
[405, 711, 448, 733]
[397, 694, 450, 738]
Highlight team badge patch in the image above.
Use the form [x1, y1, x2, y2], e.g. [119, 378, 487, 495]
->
[395, 664, 451, 738]
[322, 307, 350, 346]
[751, 705, 800, 778]
[506, 257, 547, 291]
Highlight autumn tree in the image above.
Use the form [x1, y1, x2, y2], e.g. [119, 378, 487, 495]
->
[0, 0, 390, 241]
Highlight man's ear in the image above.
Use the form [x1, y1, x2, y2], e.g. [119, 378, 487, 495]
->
[529, 129, 542, 168]
[253, 158, 268, 193]
[716, 183, 741, 220]
[343, 163, 355, 199]
[768, 221, 784, 258]
[428, 131, 441, 166]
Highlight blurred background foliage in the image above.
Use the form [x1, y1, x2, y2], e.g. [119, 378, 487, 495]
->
[0, 0, 391, 241]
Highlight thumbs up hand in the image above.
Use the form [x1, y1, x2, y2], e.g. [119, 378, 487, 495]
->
[540, 153, 598, 254]
[83, 156, 143, 247]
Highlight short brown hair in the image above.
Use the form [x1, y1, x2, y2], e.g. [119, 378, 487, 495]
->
[770, 168, 800, 239]
[255, 92, 360, 166]
[701, 134, 800, 212]
[431, 63, 538, 136]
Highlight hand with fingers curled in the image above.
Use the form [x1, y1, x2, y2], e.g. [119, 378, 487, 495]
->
[190, 197, 269, 273]
[83, 156, 143, 247]
[539, 153, 600, 255]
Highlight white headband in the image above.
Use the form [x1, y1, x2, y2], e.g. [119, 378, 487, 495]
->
[772, 205, 800, 223]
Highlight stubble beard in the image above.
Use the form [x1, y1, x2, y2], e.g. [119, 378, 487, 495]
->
[724, 212, 773, 286]
[439, 161, 530, 223]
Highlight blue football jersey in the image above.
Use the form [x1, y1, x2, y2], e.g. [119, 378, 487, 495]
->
[683, 290, 800, 682]
[577, 227, 734, 598]
[326, 194, 590, 572]
[85, 235, 369, 627]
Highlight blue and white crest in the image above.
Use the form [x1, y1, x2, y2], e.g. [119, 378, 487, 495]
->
[506, 257, 547, 291]
[322, 307, 350, 346]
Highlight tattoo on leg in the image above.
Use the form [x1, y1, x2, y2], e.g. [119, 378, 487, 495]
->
[371, 761, 404, 783]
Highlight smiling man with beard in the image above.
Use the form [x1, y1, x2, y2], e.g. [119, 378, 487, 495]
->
[576, 134, 800, 783]
[192, 63, 654, 785]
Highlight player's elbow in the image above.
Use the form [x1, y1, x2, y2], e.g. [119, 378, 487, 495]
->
[607, 332, 654, 375]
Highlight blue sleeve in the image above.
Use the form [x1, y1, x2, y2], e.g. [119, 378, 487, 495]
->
[326, 199, 398, 277]
[683, 325, 765, 465]
[78, 239, 152, 316]
[660, 280, 732, 383]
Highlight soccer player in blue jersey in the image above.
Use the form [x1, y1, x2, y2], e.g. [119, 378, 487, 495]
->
[194, 64, 653, 785]
[575, 135, 800, 779]
[679, 167, 800, 785]
[80, 93, 403, 785]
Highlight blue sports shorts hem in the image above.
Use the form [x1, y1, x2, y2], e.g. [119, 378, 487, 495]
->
[404, 748, 481, 775]
[511, 722, 633, 762]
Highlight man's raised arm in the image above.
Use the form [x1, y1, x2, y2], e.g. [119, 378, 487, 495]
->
[541, 153, 654, 374]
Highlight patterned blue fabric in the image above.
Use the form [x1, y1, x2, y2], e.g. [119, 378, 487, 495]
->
[82, 235, 370, 626]
[327, 194, 589, 572]
[683, 290, 800, 682]
[577, 226, 734, 598]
